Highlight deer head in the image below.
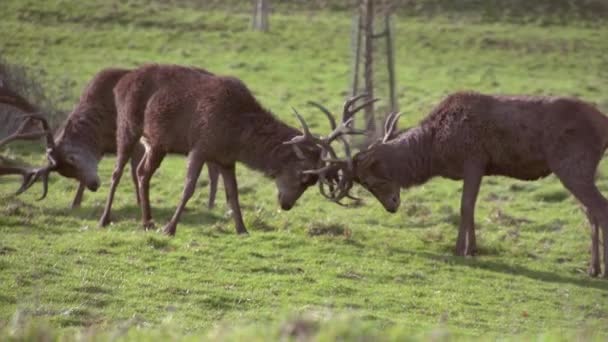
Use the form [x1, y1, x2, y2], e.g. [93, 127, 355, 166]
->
[292, 94, 378, 206]
[351, 111, 402, 212]
[48, 123, 101, 191]
[311, 110, 403, 211]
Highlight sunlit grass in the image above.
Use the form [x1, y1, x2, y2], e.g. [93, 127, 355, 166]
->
[1, 1, 608, 340]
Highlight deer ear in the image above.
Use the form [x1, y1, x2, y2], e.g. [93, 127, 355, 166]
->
[292, 145, 306, 160]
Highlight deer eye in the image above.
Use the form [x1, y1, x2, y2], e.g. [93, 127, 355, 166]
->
[300, 174, 313, 186]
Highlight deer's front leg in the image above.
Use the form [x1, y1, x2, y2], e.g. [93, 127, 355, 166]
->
[71, 182, 86, 209]
[162, 152, 204, 236]
[218, 164, 248, 235]
[456, 162, 484, 256]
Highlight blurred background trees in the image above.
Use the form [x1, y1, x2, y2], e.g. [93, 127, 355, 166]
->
[251, 0, 270, 31]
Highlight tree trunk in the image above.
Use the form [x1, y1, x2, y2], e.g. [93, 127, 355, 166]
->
[362, 0, 376, 144]
[385, 11, 397, 112]
[252, 0, 270, 32]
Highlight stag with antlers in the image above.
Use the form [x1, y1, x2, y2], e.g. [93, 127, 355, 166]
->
[98, 64, 373, 236]
[315, 91, 608, 278]
[0, 86, 56, 197]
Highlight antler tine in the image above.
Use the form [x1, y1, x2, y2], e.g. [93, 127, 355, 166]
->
[346, 98, 380, 121]
[284, 107, 317, 145]
[342, 93, 369, 115]
[29, 113, 56, 150]
[383, 111, 396, 137]
[321, 95, 379, 145]
[0, 166, 32, 195]
[15, 154, 57, 200]
[307, 101, 337, 130]
[0, 116, 47, 149]
[382, 111, 402, 143]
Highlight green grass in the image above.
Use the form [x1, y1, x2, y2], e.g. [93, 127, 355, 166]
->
[1, 1, 608, 340]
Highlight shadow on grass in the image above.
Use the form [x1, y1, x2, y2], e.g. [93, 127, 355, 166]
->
[389, 247, 608, 291]
[44, 204, 225, 227]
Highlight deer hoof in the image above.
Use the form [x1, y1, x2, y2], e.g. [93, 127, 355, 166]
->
[99, 215, 111, 227]
[143, 221, 156, 230]
[162, 225, 176, 236]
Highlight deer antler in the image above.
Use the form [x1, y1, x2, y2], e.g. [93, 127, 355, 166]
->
[296, 94, 377, 204]
[0, 114, 57, 199]
[382, 111, 402, 143]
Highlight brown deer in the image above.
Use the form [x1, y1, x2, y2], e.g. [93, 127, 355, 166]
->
[314, 91, 608, 278]
[14, 67, 221, 209]
[99, 64, 369, 236]
[0, 86, 55, 196]
[0, 116, 55, 197]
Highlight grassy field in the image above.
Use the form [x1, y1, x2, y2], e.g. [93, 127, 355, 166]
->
[1, 1, 608, 340]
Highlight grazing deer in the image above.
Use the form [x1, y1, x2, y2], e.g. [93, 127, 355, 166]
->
[13, 67, 222, 209]
[99, 64, 369, 236]
[315, 91, 608, 277]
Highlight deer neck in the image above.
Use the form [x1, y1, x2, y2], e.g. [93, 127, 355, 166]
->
[56, 106, 114, 159]
[386, 126, 435, 188]
[237, 110, 301, 177]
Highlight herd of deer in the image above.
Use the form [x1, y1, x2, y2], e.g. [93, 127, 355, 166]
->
[1, 63, 608, 278]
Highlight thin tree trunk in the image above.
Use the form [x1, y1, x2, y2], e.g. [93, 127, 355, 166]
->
[362, 0, 376, 143]
[351, 14, 363, 97]
[252, 0, 270, 32]
[385, 12, 397, 112]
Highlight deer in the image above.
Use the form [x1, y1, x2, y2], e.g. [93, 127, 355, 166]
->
[98, 63, 371, 236]
[13, 67, 222, 210]
[311, 91, 608, 278]
[0, 86, 55, 196]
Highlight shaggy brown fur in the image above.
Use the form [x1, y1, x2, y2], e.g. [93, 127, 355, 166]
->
[353, 91, 608, 277]
[47, 67, 221, 209]
[99, 64, 321, 236]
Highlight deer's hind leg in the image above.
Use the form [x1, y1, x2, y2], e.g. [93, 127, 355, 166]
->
[206, 162, 220, 209]
[130, 142, 146, 206]
[551, 153, 607, 278]
[582, 207, 601, 277]
[137, 146, 166, 230]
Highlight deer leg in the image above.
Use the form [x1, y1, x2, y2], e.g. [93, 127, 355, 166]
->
[99, 128, 139, 227]
[554, 170, 608, 278]
[162, 152, 205, 236]
[70, 182, 86, 209]
[456, 163, 483, 256]
[582, 207, 601, 277]
[218, 164, 248, 235]
[137, 148, 165, 230]
[207, 162, 220, 209]
[130, 142, 146, 206]
[99, 153, 131, 227]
